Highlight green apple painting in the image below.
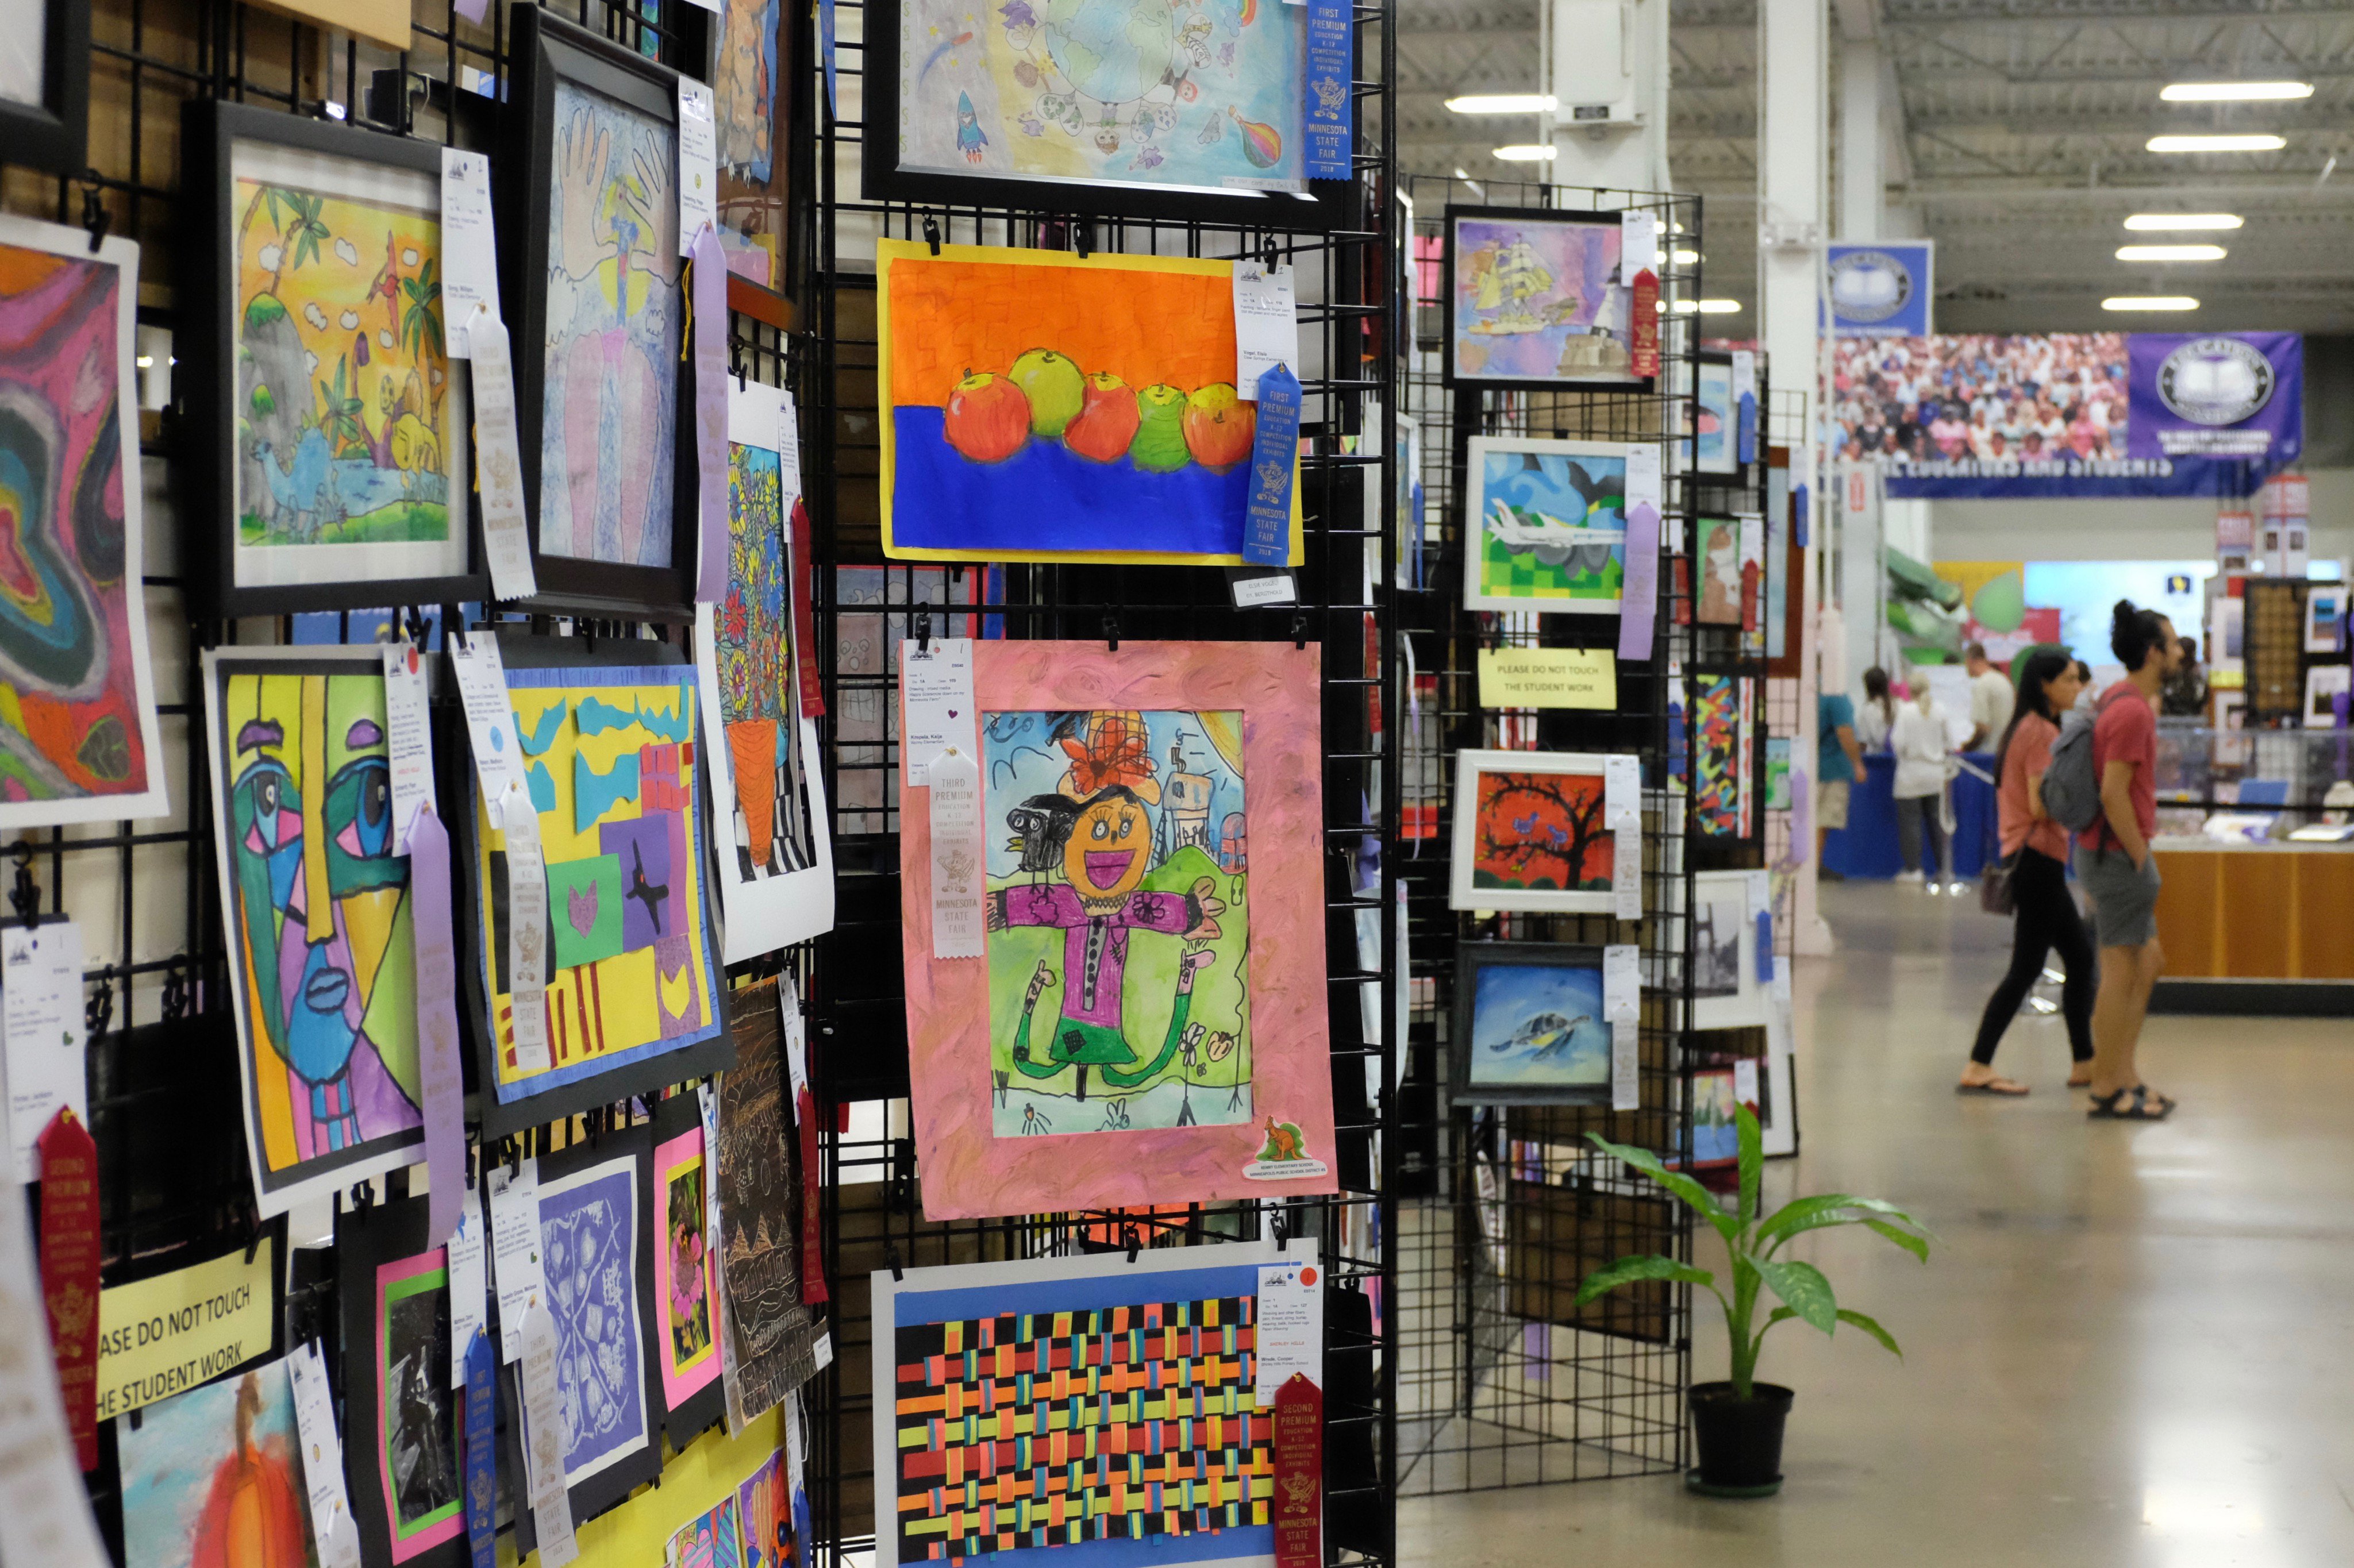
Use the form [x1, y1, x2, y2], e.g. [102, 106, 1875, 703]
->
[876, 240, 1301, 565]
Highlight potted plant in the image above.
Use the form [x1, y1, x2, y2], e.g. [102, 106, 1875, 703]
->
[1574, 1103, 1931, 1496]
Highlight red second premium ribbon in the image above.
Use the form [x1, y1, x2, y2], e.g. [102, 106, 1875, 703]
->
[1630, 269, 1661, 379]
[1272, 1372, 1322, 1568]
[38, 1106, 101, 1471]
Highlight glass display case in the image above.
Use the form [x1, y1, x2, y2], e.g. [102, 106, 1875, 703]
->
[2155, 718, 2354, 837]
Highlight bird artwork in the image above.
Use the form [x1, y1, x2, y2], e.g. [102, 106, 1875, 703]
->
[566, 878, 601, 938]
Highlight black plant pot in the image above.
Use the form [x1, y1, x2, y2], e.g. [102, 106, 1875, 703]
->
[1687, 1381, 1793, 1496]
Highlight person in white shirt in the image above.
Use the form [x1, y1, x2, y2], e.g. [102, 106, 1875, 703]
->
[1890, 681, 1955, 887]
[1963, 642, 2013, 751]
[1856, 666, 1898, 752]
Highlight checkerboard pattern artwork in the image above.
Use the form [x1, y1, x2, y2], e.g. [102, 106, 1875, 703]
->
[1478, 536, 1624, 602]
[891, 1296, 1271, 1562]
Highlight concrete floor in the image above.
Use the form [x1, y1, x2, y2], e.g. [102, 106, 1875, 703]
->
[1400, 880, 2354, 1566]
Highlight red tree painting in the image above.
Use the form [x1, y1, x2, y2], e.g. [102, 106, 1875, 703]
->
[1472, 770, 1614, 892]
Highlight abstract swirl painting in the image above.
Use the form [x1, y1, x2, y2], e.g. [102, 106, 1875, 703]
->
[0, 215, 167, 826]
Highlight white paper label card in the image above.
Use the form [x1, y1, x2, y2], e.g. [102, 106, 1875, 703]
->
[380, 641, 436, 852]
[487, 1156, 545, 1363]
[460, 314, 539, 602]
[1732, 348, 1757, 400]
[1620, 210, 1660, 276]
[447, 1186, 487, 1389]
[2, 921, 83, 1184]
[1233, 261, 1300, 392]
[900, 638, 974, 786]
[678, 78, 718, 253]
[1611, 1018, 1639, 1111]
[1745, 869, 1771, 919]
[1624, 444, 1662, 518]
[1602, 943, 1640, 1023]
[928, 747, 986, 959]
[778, 390, 804, 497]
[289, 1340, 363, 1568]
[1254, 1253, 1323, 1400]
[727, 377, 783, 453]
[1612, 826, 1642, 921]
[448, 632, 526, 815]
[780, 977, 810, 1107]
[1604, 754, 1641, 829]
[1734, 1057, 1760, 1107]
[439, 149, 499, 356]
[1228, 569, 1298, 608]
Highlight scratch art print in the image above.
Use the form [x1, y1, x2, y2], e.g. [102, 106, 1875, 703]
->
[868, 1240, 1292, 1568]
[120, 1358, 313, 1568]
[1448, 749, 1622, 915]
[537, 1154, 651, 1486]
[1463, 437, 1628, 615]
[1446, 210, 1638, 388]
[697, 383, 833, 961]
[875, 241, 1300, 565]
[901, 641, 1336, 1220]
[0, 215, 167, 826]
[894, 0, 1306, 195]
[205, 646, 426, 1215]
[468, 659, 728, 1119]
[540, 79, 683, 568]
[228, 137, 466, 592]
[716, 984, 826, 1429]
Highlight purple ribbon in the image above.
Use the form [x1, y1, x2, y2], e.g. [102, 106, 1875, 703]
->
[1617, 501, 1660, 661]
[693, 225, 729, 604]
[410, 807, 465, 1249]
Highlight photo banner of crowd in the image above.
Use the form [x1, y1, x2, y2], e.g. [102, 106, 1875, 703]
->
[1832, 331, 2302, 498]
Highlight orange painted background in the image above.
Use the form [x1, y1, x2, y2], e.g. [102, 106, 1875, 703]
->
[888, 258, 1239, 409]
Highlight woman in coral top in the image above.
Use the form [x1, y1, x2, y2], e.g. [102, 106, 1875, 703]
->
[1960, 650, 2094, 1095]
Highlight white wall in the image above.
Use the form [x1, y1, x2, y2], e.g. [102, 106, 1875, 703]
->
[1928, 468, 2354, 573]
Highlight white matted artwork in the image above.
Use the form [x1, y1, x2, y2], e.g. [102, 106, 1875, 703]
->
[1690, 870, 1765, 1030]
[1461, 436, 1629, 617]
[2306, 585, 2347, 654]
[1448, 749, 1628, 914]
[2306, 662, 2351, 726]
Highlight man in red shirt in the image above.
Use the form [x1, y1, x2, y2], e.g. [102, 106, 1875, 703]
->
[2079, 600, 2182, 1120]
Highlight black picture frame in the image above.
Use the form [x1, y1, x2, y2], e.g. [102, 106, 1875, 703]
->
[1442, 204, 1651, 394]
[645, 1090, 727, 1445]
[857, 0, 1346, 231]
[336, 1195, 470, 1568]
[504, 1124, 663, 1552]
[498, 4, 701, 619]
[177, 99, 487, 618]
[1448, 940, 1613, 1107]
[0, 0, 89, 175]
[453, 630, 735, 1141]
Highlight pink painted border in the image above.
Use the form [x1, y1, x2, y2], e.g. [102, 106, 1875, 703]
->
[651, 1126, 722, 1411]
[374, 1249, 463, 1561]
[899, 641, 1338, 1220]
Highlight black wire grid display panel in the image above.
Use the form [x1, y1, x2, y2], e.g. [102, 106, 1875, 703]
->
[1384, 174, 1778, 1495]
[2, 1, 801, 1560]
[797, 0, 1402, 1565]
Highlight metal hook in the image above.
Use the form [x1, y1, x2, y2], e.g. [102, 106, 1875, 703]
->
[1103, 614, 1120, 653]
[916, 611, 932, 654]
[1074, 219, 1093, 260]
[1260, 236, 1278, 272]
[162, 956, 190, 1020]
[1291, 611, 1310, 650]
[1271, 1206, 1290, 1253]
[80, 171, 109, 253]
[886, 1242, 905, 1283]
[84, 969, 114, 1043]
[923, 214, 942, 256]
[10, 842, 37, 928]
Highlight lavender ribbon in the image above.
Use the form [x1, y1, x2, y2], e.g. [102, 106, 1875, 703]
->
[1616, 501, 1660, 661]
[693, 224, 729, 604]
[410, 806, 466, 1250]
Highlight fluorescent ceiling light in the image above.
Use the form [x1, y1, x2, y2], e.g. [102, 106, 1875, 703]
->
[1447, 93, 1556, 114]
[2124, 213, 2242, 230]
[1695, 299, 1742, 314]
[2116, 244, 2226, 261]
[1656, 299, 1699, 313]
[1493, 145, 1556, 162]
[2147, 133, 2286, 153]
[2160, 80, 2311, 102]
[1671, 248, 1700, 264]
[2103, 295, 2199, 311]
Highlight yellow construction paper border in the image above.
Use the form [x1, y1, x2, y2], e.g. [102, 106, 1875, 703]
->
[876, 238, 1306, 567]
[506, 1404, 782, 1567]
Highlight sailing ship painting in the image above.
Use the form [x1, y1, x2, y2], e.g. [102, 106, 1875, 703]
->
[1447, 210, 1639, 386]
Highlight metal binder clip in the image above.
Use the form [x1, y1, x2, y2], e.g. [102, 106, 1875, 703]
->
[1075, 219, 1093, 260]
[80, 171, 110, 252]
[923, 214, 942, 256]
[1103, 615, 1120, 652]
[9, 843, 36, 927]
[1291, 611, 1310, 650]
[1122, 1225, 1142, 1265]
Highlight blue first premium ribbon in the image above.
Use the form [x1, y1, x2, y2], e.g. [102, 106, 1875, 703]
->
[1737, 391, 1758, 465]
[1755, 910, 1776, 984]
[1303, 0, 1353, 180]
[1243, 364, 1301, 567]
[463, 1328, 497, 1568]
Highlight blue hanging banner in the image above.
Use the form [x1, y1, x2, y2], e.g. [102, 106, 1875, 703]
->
[1303, 0, 1353, 181]
[1737, 392, 1758, 465]
[821, 0, 840, 118]
[1755, 910, 1776, 985]
[1792, 483, 1809, 548]
[1242, 364, 1301, 567]
[462, 1328, 497, 1568]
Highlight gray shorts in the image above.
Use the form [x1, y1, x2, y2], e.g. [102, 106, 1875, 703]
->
[2079, 846, 2162, 949]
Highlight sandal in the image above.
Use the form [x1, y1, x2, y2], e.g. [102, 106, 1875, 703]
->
[1956, 1076, 2029, 1096]
[2087, 1085, 2175, 1121]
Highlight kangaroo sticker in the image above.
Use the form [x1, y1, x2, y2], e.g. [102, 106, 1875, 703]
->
[1243, 1115, 1328, 1181]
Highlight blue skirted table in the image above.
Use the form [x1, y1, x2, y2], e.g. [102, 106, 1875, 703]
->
[1821, 752, 1999, 880]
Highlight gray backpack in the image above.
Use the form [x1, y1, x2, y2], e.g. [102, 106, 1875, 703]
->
[2036, 703, 2105, 835]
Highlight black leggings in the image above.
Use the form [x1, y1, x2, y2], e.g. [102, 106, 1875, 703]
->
[1971, 846, 2095, 1065]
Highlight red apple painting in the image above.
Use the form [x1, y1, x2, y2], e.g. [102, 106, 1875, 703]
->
[879, 240, 1301, 564]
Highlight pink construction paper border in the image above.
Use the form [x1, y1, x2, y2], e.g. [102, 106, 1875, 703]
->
[374, 1249, 463, 1561]
[651, 1125, 722, 1411]
[899, 641, 1338, 1220]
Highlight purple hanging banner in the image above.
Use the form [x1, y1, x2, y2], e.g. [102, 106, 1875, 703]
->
[1616, 501, 1660, 661]
[409, 805, 466, 1250]
[693, 225, 730, 604]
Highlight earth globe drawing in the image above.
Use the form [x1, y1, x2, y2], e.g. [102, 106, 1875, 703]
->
[1038, 0, 1176, 110]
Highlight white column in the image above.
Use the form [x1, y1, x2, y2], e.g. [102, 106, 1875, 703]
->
[1838, 37, 1881, 242]
[1546, 0, 1673, 194]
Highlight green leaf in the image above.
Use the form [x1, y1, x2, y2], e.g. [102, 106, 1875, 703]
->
[1835, 1308, 1902, 1357]
[1755, 1193, 1862, 1243]
[1860, 1218, 1930, 1263]
[1736, 1102, 1763, 1224]
[1753, 1257, 1836, 1334]
[1584, 1132, 1738, 1245]
[1573, 1253, 1716, 1308]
